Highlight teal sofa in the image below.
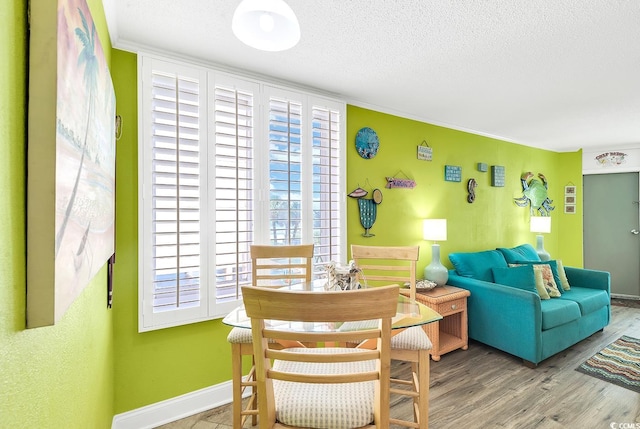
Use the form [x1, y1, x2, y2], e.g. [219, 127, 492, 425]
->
[447, 244, 610, 366]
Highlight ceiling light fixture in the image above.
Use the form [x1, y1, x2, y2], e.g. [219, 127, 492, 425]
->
[232, 0, 300, 52]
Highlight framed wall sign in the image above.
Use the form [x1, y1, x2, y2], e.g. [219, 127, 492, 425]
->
[444, 165, 462, 182]
[491, 165, 505, 187]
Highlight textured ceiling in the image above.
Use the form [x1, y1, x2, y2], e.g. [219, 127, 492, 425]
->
[103, 0, 640, 152]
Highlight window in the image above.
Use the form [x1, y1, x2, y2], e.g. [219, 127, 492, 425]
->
[138, 55, 345, 331]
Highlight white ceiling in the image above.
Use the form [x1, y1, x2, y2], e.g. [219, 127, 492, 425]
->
[103, 0, 640, 153]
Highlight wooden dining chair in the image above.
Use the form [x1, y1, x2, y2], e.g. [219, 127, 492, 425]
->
[242, 284, 399, 429]
[226, 244, 314, 429]
[351, 244, 433, 429]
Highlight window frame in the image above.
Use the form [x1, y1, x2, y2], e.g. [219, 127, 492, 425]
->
[138, 53, 346, 332]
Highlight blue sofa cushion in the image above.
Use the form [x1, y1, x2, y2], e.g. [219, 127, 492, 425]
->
[449, 250, 508, 282]
[491, 266, 538, 294]
[559, 287, 609, 315]
[513, 260, 563, 294]
[540, 299, 581, 330]
[496, 244, 541, 263]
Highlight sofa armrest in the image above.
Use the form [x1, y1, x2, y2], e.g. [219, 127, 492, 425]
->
[447, 270, 543, 363]
[564, 267, 611, 296]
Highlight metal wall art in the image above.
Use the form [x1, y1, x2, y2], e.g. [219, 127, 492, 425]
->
[467, 179, 478, 203]
[348, 185, 383, 237]
[514, 172, 555, 215]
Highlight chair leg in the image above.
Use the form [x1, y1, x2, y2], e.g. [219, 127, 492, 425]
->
[231, 342, 259, 429]
[389, 349, 430, 429]
[416, 349, 429, 429]
[231, 342, 244, 429]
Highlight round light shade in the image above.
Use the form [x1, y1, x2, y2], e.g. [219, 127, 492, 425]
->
[232, 0, 301, 52]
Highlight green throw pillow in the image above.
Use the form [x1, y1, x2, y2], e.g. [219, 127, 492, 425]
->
[493, 265, 550, 299]
[492, 266, 537, 294]
[448, 250, 508, 282]
[496, 244, 541, 263]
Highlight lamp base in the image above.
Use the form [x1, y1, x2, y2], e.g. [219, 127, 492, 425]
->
[424, 244, 448, 287]
[535, 235, 550, 261]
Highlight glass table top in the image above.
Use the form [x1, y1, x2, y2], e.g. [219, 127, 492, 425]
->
[222, 280, 442, 333]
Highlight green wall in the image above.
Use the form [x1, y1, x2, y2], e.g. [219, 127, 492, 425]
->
[0, 0, 114, 428]
[346, 105, 583, 269]
[108, 74, 583, 415]
[110, 50, 233, 413]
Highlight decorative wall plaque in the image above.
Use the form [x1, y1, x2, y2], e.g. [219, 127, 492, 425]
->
[491, 165, 505, 187]
[444, 165, 462, 182]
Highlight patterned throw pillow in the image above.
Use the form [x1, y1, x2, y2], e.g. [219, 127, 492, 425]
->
[513, 260, 563, 294]
[509, 263, 561, 297]
[556, 260, 571, 291]
[532, 268, 550, 299]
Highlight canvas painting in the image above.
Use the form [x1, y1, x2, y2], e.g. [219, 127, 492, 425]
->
[27, 0, 115, 327]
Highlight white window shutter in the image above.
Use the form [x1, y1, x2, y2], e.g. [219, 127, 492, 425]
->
[139, 55, 345, 331]
[210, 77, 258, 306]
[310, 101, 345, 275]
[139, 58, 209, 331]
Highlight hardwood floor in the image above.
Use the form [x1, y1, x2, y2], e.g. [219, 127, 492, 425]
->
[157, 305, 640, 428]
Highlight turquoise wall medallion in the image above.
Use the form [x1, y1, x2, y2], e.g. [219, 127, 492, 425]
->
[355, 127, 379, 159]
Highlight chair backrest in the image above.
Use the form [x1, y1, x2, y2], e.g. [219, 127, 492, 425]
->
[242, 285, 399, 429]
[251, 244, 314, 287]
[351, 245, 420, 301]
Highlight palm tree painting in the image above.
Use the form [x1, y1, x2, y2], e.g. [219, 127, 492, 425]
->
[54, 0, 115, 315]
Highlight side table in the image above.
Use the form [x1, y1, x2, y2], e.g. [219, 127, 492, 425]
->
[416, 285, 470, 361]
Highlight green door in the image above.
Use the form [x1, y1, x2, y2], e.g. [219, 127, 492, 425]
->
[583, 172, 640, 298]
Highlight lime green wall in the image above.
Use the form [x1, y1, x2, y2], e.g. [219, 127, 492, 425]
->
[110, 50, 234, 413]
[1, 0, 585, 422]
[108, 72, 583, 415]
[0, 0, 114, 427]
[347, 105, 583, 269]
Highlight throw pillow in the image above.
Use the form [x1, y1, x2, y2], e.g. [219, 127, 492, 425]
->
[509, 263, 561, 297]
[448, 250, 508, 282]
[496, 244, 541, 264]
[532, 267, 550, 299]
[491, 266, 538, 295]
[513, 260, 563, 294]
[556, 260, 571, 291]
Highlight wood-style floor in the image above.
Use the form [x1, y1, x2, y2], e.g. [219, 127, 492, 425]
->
[157, 304, 640, 429]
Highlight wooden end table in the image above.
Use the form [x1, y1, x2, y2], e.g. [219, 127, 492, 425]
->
[416, 285, 470, 361]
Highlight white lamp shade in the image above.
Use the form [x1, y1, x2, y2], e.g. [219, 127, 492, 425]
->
[232, 0, 300, 52]
[530, 216, 551, 234]
[423, 219, 447, 241]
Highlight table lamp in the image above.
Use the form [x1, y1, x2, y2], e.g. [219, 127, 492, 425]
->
[530, 216, 551, 261]
[423, 219, 448, 286]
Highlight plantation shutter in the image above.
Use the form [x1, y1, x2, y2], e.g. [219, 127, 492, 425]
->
[212, 80, 256, 302]
[311, 105, 343, 274]
[139, 55, 346, 331]
[268, 97, 303, 245]
[140, 58, 209, 331]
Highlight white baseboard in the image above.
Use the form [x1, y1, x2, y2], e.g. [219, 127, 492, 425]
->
[112, 380, 233, 429]
[611, 293, 640, 300]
